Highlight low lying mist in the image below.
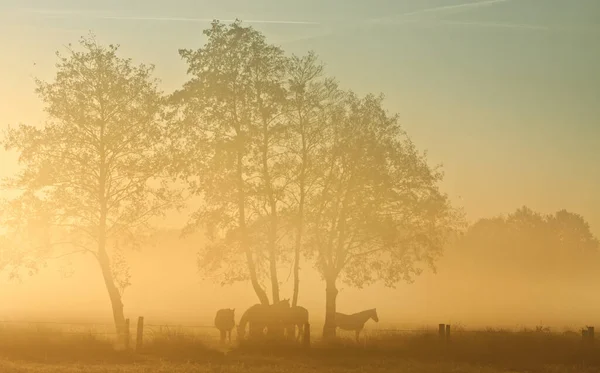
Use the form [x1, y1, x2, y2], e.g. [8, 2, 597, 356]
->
[4, 212, 599, 331]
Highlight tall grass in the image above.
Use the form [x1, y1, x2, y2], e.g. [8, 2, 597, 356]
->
[0, 324, 599, 371]
[139, 326, 224, 362]
[0, 325, 135, 363]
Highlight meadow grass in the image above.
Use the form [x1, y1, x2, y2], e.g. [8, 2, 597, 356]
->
[0, 325, 599, 372]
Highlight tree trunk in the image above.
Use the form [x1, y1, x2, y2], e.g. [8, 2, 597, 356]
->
[97, 121, 128, 346]
[291, 212, 303, 307]
[97, 237, 127, 346]
[268, 215, 280, 303]
[291, 233, 301, 307]
[292, 126, 307, 308]
[260, 114, 280, 304]
[237, 149, 270, 305]
[322, 274, 338, 339]
[267, 194, 279, 303]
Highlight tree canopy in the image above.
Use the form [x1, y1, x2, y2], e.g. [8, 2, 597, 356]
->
[1, 34, 179, 342]
[168, 20, 462, 337]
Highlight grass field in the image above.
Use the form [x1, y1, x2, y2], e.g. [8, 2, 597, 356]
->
[1, 326, 600, 373]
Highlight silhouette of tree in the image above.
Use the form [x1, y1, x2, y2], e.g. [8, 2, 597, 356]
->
[304, 92, 462, 338]
[1, 34, 178, 345]
[283, 51, 342, 307]
[170, 20, 289, 305]
[169, 20, 460, 322]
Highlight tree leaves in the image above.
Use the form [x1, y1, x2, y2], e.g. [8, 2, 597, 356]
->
[305, 91, 462, 287]
[1, 33, 180, 280]
[172, 20, 462, 296]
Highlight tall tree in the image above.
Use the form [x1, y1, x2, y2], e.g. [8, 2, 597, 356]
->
[171, 20, 288, 305]
[284, 51, 342, 307]
[305, 92, 461, 338]
[1, 35, 177, 344]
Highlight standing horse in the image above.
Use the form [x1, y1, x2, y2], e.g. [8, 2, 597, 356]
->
[237, 300, 291, 342]
[335, 308, 379, 342]
[214, 308, 235, 344]
[283, 306, 309, 342]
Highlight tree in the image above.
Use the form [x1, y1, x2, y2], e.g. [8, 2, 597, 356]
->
[169, 21, 460, 326]
[1, 34, 177, 344]
[170, 20, 290, 305]
[284, 51, 342, 307]
[303, 92, 461, 338]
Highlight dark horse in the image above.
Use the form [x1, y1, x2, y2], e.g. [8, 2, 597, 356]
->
[214, 308, 235, 344]
[283, 306, 309, 342]
[237, 299, 291, 341]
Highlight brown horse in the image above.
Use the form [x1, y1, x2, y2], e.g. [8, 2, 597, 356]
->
[335, 308, 379, 342]
[214, 308, 235, 344]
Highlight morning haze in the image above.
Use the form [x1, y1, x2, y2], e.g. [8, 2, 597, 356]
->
[0, 1, 599, 372]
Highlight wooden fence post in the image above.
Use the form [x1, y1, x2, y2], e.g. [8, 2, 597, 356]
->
[124, 318, 130, 350]
[445, 324, 451, 343]
[136, 317, 144, 350]
[303, 323, 311, 348]
[439, 324, 446, 341]
[582, 327, 594, 348]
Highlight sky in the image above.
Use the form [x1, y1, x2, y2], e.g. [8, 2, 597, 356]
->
[0, 0, 599, 328]
[0, 0, 598, 229]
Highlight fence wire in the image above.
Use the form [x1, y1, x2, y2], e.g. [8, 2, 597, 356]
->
[0, 319, 589, 339]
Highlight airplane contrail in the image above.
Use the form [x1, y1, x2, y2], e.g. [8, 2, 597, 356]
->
[436, 20, 550, 31]
[369, 0, 513, 23]
[94, 15, 320, 25]
[15, 8, 320, 25]
[280, 0, 547, 45]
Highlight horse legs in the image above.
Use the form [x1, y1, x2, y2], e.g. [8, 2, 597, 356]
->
[296, 324, 303, 343]
[355, 329, 361, 343]
[219, 329, 226, 344]
[288, 324, 296, 342]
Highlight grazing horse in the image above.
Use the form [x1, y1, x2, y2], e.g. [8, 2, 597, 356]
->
[237, 304, 269, 341]
[335, 308, 379, 342]
[265, 299, 291, 339]
[237, 299, 291, 341]
[283, 306, 309, 342]
[214, 308, 236, 344]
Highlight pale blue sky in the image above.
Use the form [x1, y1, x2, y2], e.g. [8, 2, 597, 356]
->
[1, 0, 599, 231]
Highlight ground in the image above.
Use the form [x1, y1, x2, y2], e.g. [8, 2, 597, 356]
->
[1, 327, 600, 373]
[0, 358, 597, 373]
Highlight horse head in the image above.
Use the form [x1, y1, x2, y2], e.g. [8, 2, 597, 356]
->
[371, 308, 379, 322]
[272, 299, 291, 311]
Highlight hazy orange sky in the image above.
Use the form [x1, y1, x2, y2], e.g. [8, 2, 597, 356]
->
[1, 0, 599, 328]
[1, 0, 598, 232]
